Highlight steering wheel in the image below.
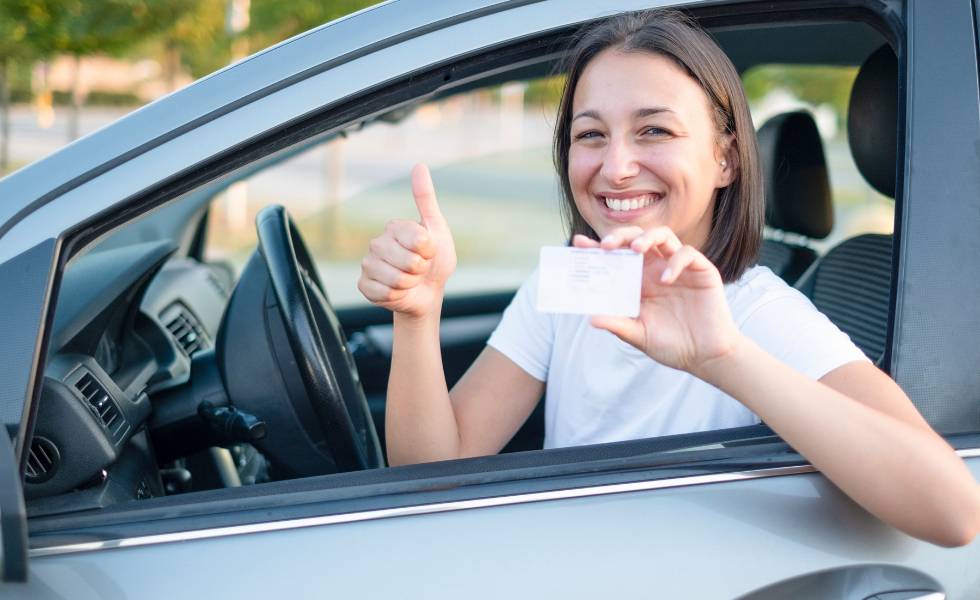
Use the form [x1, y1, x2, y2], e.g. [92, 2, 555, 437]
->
[254, 205, 384, 472]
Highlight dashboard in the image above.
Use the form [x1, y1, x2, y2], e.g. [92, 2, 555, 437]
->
[26, 241, 233, 514]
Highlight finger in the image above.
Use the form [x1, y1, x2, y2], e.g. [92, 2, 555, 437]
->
[572, 234, 600, 248]
[630, 226, 683, 257]
[660, 245, 713, 284]
[411, 163, 445, 229]
[361, 255, 424, 290]
[590, 315, 646, 349]
[387, 220, 436, 259]
[357, 276, 410, 305]
[369, 235, 431, 274]
[600, 226, 644, 250]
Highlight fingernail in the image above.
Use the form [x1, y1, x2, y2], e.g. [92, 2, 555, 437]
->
[601, 235, 615, 244]
[660, 268, 673, 282]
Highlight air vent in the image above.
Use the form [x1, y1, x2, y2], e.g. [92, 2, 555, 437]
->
[74, 372, 125, 438]
[162, 303, 210, 357]
[24, 436, 59, 484]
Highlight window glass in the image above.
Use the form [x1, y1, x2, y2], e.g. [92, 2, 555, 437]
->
[742, 64, 894, 251]
[205, 77, 567, 306]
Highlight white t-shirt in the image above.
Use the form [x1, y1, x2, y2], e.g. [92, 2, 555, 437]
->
[487, 265, 869, 449]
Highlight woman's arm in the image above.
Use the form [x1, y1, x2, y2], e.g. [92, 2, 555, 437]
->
[586, 225, 980, 547]
[386, 318, 543, 465]
[700, 349, 980, 547]
[360, 165, 543, 465]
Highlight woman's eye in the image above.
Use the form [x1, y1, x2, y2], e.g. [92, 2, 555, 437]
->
[643, 126, 670, 136]
[573, 130, 602, 141]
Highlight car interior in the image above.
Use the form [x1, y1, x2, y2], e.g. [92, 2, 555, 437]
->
[23, 8, 906, 533]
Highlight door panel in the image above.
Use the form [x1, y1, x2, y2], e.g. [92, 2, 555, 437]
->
[20, 460, 980, 599]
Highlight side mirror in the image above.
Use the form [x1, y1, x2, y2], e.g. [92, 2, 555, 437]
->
[0, 429, 28, 582]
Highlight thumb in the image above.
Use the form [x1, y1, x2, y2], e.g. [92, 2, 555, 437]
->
[411, 163, 445, 229]
[590, 315, 646, 350]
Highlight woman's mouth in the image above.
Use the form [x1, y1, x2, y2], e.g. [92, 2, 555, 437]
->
[597, 193, 662, 216]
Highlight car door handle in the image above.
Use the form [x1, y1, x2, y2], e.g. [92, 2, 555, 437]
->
[736, 565, 944, 600]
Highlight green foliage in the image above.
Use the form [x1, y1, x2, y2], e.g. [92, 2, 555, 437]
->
[0, 1, 31, 61]
[742, 64, 859, 118]
[4, 0, 187, 57]
[524, 75, 565, 108]
[164, 0, 231, 79]
[0, 0, 379, 103]
[246, 0, 380, 51]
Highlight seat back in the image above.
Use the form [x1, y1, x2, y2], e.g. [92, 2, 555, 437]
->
[755, 111, 833, 283]
[798, 45, 898, 365]
[796, 234, 893, 362]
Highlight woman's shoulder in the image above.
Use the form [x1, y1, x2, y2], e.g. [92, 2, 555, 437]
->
[725, 264, 815, 324]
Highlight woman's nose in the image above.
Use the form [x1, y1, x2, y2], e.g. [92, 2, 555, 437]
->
[599, 138, 640, 184]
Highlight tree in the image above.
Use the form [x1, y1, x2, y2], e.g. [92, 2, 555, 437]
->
[246, 0, 379, 52]
[0, 2, 32, 171]
[14, 0, 187, 140]
[160, 0, 231, 84]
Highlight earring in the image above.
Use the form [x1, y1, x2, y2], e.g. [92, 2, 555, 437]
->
[720, 160, 727, 167]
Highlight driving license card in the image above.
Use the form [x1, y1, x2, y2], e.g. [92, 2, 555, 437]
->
[536, 246, 642, 317]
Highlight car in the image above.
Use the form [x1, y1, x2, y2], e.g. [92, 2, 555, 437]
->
[1, 0, 979, 597]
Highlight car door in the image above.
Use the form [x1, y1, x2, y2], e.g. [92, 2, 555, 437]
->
[2, 0, 980, 598]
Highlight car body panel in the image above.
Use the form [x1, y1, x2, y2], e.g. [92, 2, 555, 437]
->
[893, 0, 980, 432]
[0, 240, 57, 437]
[12, 461, 980, 599]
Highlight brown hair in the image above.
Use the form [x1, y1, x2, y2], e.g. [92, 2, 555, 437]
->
[553, 10, 763, 282]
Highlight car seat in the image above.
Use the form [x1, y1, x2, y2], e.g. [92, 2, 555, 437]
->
[794, 44, 898, 364]
[756, 110, 834, 283]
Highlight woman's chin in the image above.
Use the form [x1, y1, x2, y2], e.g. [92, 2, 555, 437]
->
[592, 208, 668, 237]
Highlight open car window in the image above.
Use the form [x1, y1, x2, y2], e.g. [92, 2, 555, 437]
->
[204, 77, 567, 307]
[25, 5, 917, 542]
[743, 63, 894, 252]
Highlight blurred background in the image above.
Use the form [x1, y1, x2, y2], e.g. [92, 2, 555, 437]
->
[0, 1, 892, 305]
[0, 0, 381, 174]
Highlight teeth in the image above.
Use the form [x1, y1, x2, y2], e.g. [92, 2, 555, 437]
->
[603, 195, 656, 212]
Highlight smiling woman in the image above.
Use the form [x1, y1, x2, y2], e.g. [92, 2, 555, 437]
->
[555, 11, 762, 283]
[359, 8, 980, 547]
[566, 51, 739, 268]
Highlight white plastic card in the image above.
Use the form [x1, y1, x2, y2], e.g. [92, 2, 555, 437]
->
[536, 246, 642, 317]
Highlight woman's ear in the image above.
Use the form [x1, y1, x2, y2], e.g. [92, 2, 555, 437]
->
[715, 135, 738, 188]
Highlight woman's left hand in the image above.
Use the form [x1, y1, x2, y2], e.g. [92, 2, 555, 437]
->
[574, 226, 743, 375]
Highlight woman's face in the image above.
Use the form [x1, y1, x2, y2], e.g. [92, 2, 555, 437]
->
[568, 48, 734, 245]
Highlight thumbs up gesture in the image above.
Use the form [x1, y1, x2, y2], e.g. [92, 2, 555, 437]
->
[358, 164, 457, 319]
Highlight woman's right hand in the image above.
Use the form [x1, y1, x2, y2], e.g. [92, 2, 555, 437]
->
[358, 164, 457, 320]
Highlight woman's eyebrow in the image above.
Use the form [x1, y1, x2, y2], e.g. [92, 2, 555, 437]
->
[634, 107, 674, 118]
[572, 107, 675, 122]
[572, 109, 600, 122]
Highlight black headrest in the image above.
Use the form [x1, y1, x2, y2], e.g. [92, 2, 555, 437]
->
[757, 110, 833, 239]
[848, 45, 898, 198]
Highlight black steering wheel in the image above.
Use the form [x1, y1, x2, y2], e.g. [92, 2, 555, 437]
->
[253, 205, 384, 472]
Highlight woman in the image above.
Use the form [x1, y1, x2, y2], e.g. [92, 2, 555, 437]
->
[357, 10, 980, 546]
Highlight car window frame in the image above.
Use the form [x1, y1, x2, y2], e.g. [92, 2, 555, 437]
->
[19, 0, 969, 557]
